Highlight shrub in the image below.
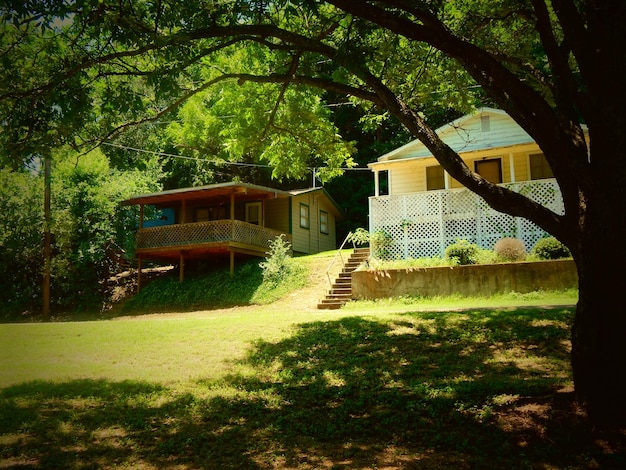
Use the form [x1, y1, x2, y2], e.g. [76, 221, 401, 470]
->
[532, 236, 571, 260]
[444, 239, 480, 265]
[370, 230, 394, 260]
[346, 228, 370, 246]
[494, 237, 526, 262]
[259, 234, 294, 284]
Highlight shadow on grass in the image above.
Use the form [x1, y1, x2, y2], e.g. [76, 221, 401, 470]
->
[1, 308, 624, 469]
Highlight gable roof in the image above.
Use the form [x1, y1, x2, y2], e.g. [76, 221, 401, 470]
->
[374, 107, 536, 163]
[121, 182, 343, 218]
[121, 182, 292, 206]
[289, 186, 343, 218]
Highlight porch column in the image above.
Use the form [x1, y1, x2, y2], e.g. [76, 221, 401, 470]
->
[374, 169, 380, 197]
[137, 255, 142, 292]
[444, 171, 450, 190]
[509, 153, 516, 182]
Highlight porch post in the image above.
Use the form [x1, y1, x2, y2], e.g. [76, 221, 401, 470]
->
[137, 255, 142, 293]
[374, 169, 380, 197]
[139, 204, 144, 228]
[509, 153, 516, 182]
[179, 251, 185, 283]
[230, 251, 235, 276]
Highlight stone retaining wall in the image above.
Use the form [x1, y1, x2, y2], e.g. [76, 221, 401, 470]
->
[351, 259, 577, 300]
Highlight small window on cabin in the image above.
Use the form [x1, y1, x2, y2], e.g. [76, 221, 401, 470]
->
[194, 207, 210, 222]
[245, 202, 262, 225]
[529, 153, 554, 180]
[320, 210, 329, 235]
[426, 165, 445, 191]
[300, 203, 310, 229]
[475, 158, 502, 184]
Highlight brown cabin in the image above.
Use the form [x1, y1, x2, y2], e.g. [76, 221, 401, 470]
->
[122, 182, 343, 286]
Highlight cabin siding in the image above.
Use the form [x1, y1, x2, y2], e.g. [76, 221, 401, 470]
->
[265, 197, 290, 233]
[289, 191, 339, 254]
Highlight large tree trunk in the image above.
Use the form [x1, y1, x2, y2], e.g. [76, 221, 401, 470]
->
[572, 206, 626, 427]
[571, 115, 626, 427]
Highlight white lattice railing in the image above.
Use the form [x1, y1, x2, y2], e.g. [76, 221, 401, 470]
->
[369, 179, 563, 260]
[136, 219, 287, 252]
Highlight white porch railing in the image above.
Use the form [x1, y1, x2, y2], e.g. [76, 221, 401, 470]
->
[136, 219, 288, 252]
[368, 179, 563, 259]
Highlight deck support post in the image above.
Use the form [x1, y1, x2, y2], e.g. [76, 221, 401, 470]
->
[179, 252, 185, 283]
[230, 251, 235, 276]
[137, 255, 142, 293]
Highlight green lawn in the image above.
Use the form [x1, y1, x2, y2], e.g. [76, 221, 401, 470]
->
[1, 259, 624, 469]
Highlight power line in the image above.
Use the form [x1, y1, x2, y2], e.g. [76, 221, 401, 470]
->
[101, 141, 371, 171]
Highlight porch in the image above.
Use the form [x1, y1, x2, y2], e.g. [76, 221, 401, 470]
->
[368, 179, 563, 259]
[136, 219, 287, 258]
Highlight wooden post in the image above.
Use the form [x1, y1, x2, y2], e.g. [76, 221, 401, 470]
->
[179, 251, 185, 283]
[42, 153, 51, 321]
[137, 255, 142, 293]
[230, 251, 235, 276]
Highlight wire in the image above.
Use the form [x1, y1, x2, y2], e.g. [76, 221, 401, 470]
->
[101, 141, 370, 171]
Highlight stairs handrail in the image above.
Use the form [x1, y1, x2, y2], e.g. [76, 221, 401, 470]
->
[325, 231, 355, 286]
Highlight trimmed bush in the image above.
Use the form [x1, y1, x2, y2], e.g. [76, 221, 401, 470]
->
[494, 237, 526, 262]
[444, 239, 480, 265]
[532, 236, 571, 260]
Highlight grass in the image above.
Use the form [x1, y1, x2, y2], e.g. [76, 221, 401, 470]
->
[1, 251, 624, 469]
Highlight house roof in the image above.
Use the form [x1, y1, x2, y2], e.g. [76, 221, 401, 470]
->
[121, 182, 343, 217]
[121, 181, 292, 206]
[289, 186, 343, 217]
[372, 107, 537, 165]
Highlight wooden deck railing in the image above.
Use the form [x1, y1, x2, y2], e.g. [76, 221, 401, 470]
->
[136, 219, 288, 251]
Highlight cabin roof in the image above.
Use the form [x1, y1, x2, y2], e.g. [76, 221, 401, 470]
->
[289, 186, 343, 217]
[121, 181, 292, 206]
[121, 182, 343, 217]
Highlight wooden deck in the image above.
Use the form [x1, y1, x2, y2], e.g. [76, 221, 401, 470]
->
[135, 219, 288, 262]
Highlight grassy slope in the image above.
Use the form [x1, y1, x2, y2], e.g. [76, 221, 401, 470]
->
[3, 252, 623, 470]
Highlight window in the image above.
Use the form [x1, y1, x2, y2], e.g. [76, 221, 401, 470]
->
[529, 153, 554, 180]
[475, 158, 502, 184]
[245, 202, 262, 225]
[320, 210, 329, 234]
[426, 165, 445, 190]
[299, 203, 310, 229]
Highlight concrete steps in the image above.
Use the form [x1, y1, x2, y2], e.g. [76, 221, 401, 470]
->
[317, 247, 370, 309]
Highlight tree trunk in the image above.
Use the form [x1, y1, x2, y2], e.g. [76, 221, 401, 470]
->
[571, 157, 626, 428]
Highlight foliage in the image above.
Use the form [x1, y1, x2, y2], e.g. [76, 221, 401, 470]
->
[532, 236, 572, 260]
[346, 227, 370, 246]
[0, 169, 44, 315]
[259, 234, 296, 285]
[0, 149, 160, 318]
[444, 239, 481, 265]
[125, 251, 308, 312]
[494, 237, 526, 262]
[370, 230, 394, 260]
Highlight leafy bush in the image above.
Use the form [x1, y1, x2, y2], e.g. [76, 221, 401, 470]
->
[370, 230, 394, 260]
[444, 239, 480, 265]
[532, 236, 571, 260]
[494, 237, 526, 262]
[259, 234, 295, 285]
[346, 228, 369, 246]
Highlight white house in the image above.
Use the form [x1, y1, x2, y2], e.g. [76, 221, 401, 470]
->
[367, 107, 578, 259]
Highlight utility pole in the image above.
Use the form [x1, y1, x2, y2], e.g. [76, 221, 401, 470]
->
[42, 153, 51, 321]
